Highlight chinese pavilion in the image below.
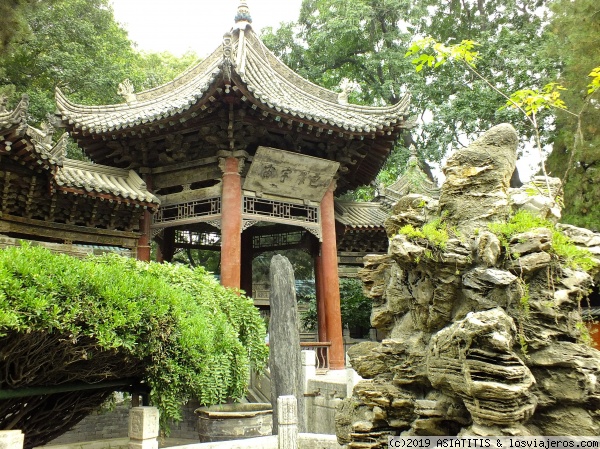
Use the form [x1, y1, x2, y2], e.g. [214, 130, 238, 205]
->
[0, 1, 412, 369]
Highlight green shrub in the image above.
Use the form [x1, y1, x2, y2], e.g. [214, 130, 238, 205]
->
[300, 278, 372, 336]
[398, 217, 452, 254]
[0, 245, 268, 429]
[488, 210, 596, 270]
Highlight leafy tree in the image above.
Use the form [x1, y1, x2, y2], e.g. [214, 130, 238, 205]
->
[262, 0, 556, 194]
[0, 1, 53, 55]
[301, 277, 372, 335]
[0, 0, 198, 123]
[544, 0, 600, 231]
[0, 245, 268, 447]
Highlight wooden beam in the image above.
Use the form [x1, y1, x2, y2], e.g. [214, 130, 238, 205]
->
[0, 215, 139, 247]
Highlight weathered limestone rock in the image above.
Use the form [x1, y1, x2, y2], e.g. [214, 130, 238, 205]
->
[440, 123, 518, 233]
[528, 341, 600, 407]
[475, 230, 501, 267]
[507, 251, 552, 274]
[360, 256, 411, 337]
[337, 124, 600, 444]
[427, 308, 537, 426]
[384, 194, 439, 237]
[408, 392, 470, 436]
[557, 223, 600, 280]
[509, 176, 563, 222]
[348, 337, 429, 385]
[509, 228, 552, 257]
[531, 406, 600, 436]
[458, 423, 539, 437]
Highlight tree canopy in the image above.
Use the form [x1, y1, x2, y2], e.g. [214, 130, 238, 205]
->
[0, 245, 268, 448]
[545, 0, 600, 231]
[0, 0, 198, 123]
[262, 0, 556, 192]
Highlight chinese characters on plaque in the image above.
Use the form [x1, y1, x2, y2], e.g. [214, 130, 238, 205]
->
[244, 146, 340, 202]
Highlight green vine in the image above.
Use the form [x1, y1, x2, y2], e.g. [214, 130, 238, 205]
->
[0, 244, 269, 431]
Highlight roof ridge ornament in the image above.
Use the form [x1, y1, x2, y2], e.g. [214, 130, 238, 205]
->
[48, 132, 69, 165]
[337, 79, 357, 105]
[222, 31, 234, 87]
[117, 79, 137, 103]
[234, 0, 252, 29]
[407, 144, 419, 167]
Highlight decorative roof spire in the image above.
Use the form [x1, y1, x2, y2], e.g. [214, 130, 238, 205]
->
[235, 0, 252, 27]
[375, 144, 440, 208]
[407, 144, 419, 167]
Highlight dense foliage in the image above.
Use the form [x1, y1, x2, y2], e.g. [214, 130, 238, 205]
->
[0, 0, 197, 125]
[262, 0, 555, 196]
[545, 0, 600, 231]
[301, 277, 372, 335]
[0, 245, 268, 442]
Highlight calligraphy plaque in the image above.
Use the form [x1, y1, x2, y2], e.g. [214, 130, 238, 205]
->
[243, 147, 340, 202]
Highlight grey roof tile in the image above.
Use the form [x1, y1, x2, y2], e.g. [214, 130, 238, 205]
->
[334, 201, 388, 228]
[55, 160, 160, 205]
[56, 28, 409, 135]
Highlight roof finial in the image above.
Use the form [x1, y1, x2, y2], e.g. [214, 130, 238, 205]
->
[235, 0, 252, 28]
[407, 144, 419, 167]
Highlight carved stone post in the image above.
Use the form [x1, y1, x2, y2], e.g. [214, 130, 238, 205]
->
[0, 431, 24, 449]
[128, 407, 159, 449]
[319, 181, 344, 369]
[277, 395, 298, 449]
[302, 350, 316, 393]
[219, 156, 243, 290]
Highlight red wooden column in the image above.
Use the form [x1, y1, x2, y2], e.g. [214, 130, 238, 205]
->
[313, 253, 328, 342]
[319, 181, 344, 369]
[220, 157, 243, 290]
[137, 173, 153, 262]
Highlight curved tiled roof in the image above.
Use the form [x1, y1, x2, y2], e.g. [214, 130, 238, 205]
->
[55, 25, 409, 136]
[1, 98, 159, 208]
[376, 146, 440, 209]
[55, 49, 223, 134]
[334, 201, 388, 229]
[0, 94, 28, 135]
[55, 160, 159, 204]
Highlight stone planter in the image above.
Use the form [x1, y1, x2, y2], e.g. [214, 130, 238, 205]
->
[195, 403, 273, 442]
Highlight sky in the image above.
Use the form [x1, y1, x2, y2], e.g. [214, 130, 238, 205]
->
[110, 0, 304, 57]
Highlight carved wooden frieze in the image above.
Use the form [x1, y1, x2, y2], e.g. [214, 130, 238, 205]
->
[243, 146, 339, 202]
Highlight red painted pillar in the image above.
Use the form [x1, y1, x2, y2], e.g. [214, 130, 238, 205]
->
[319, 181, 344, 369]
[314, 253, 327, 342]
[137, 174, 153, 262]
[220, 157, 243, 290]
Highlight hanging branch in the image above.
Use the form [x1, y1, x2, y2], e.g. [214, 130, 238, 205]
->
[405, 38, 599, 203]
